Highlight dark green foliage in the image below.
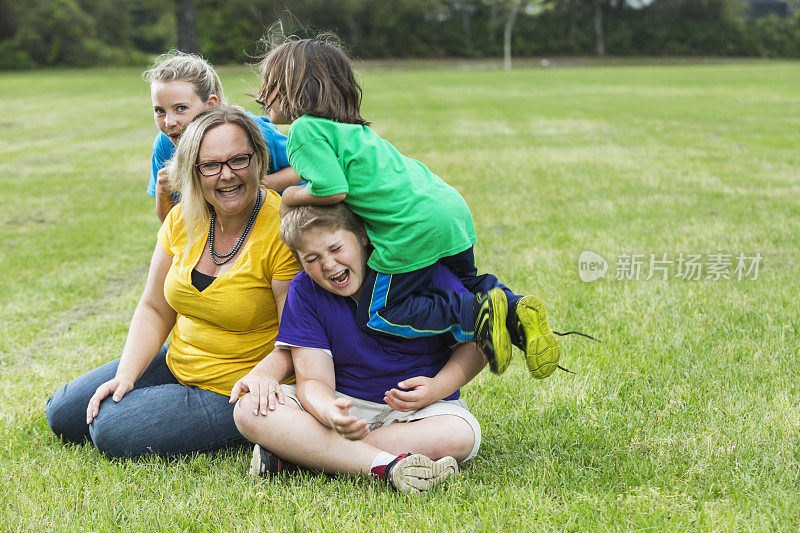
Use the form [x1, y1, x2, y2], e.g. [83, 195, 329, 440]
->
[197, 0, 277, 63]
[506, 0, 800, 57]
[0, 0, 799, 69]
[0, 41, 37, 70]
[12, 0, 95, 66]
[0, 0, 153, 69]
[746, 13, 800, 56]
[128, 0, 175, 53]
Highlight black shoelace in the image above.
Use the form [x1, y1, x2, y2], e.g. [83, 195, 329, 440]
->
[553, 330, 600, 343]
[553, 329, 600, 374]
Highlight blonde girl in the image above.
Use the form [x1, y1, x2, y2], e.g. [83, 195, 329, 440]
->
[144, 50, 299, 221]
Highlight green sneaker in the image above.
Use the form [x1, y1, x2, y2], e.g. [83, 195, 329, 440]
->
[514, 295, 561, 379]
[474, 288, 512, 374]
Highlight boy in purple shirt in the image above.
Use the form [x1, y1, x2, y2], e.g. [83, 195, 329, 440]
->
[232, 204, 487, 494]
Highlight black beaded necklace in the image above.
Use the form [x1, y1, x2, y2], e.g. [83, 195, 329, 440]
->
[208, 188, 262, 266]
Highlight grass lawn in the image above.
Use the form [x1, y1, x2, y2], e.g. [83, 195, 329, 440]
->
[1, 59, 798, 531]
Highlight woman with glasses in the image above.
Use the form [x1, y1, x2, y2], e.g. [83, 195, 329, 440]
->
[46, 106, 301, 458]
[144, 50, 300, 222]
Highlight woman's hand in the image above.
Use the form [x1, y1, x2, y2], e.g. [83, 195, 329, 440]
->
[383, 376, 443, 412]
[325, 398, 369, 440]
[85, 376, 135, 424]
[229, 369, 284, 416]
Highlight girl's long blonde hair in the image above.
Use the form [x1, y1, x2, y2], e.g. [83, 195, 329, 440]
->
[166, 106, 269, 246]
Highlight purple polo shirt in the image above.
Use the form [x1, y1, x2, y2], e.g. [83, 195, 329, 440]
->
[276, 266, 469, 403]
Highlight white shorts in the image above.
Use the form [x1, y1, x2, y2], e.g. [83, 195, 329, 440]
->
[279, 384, 482, 462]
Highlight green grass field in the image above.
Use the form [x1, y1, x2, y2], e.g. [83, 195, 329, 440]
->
[1, 59, 799, 531]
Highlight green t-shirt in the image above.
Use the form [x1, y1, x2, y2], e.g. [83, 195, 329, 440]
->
[287, 115, 477, 274]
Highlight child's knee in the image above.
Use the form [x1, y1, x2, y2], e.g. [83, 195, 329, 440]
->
[446, 416, 478, 461]
[233, 393, 302, 445]
[233, 395, 256, 436]
[233, 394, 291, 439]
[421, 415, 477, 462]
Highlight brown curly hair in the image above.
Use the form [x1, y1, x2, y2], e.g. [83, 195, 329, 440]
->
[257, 35, 369, 126]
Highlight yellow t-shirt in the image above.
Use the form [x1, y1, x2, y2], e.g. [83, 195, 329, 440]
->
[157, 189, 300, 395]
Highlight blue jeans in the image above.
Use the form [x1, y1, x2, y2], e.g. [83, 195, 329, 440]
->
[46, 345, 246, 458]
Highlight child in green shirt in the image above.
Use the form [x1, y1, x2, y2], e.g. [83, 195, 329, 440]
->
[257, 36, 560, 379]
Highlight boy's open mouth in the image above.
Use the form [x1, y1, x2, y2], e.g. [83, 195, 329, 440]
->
[330, 269, 350, 287]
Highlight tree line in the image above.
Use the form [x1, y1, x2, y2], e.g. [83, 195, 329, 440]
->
[1, 0, 798, 70]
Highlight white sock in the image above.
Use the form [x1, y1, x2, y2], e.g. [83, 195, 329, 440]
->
[370, 451, 397, 471]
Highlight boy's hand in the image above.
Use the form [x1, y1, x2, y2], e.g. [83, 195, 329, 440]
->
[326, 398, 369, 440]
[260, 167, 302, 193]
[383, 376, 443, 412]
[281, 184, 346, 211]
[260, 174, 280, 192]
[229, 370, 284, 416]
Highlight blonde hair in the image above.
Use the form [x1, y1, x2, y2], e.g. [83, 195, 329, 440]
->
[167, 105, 269, 244]
[257, 35, 368, 126]
[280, 204, 365, 259]
[144, 50, 226, 104]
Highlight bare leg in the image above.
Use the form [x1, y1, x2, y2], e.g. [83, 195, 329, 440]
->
[362, 415, 475, 462]
[234, 395, 380, 476]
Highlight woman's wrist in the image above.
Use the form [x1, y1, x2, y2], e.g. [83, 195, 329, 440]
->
[254, 348, 293, 382]
[248, 368, 278, 383]
[113, 371, 136, 385]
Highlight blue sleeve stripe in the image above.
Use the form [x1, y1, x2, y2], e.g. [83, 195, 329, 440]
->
[365, 272, 473, 342]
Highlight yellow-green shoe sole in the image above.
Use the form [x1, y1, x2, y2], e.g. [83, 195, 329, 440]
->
[476, 288, 513, 375]
[516, 295, 560, 379]
[490, 289, 513, 374]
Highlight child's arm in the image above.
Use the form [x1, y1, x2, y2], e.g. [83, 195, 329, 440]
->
[383, 342, 487, 412]
[155, 168, 176, 222]
[281, 184, 347, 208]
[260, 166, 303, 193]
[293, 346, 370, 440]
